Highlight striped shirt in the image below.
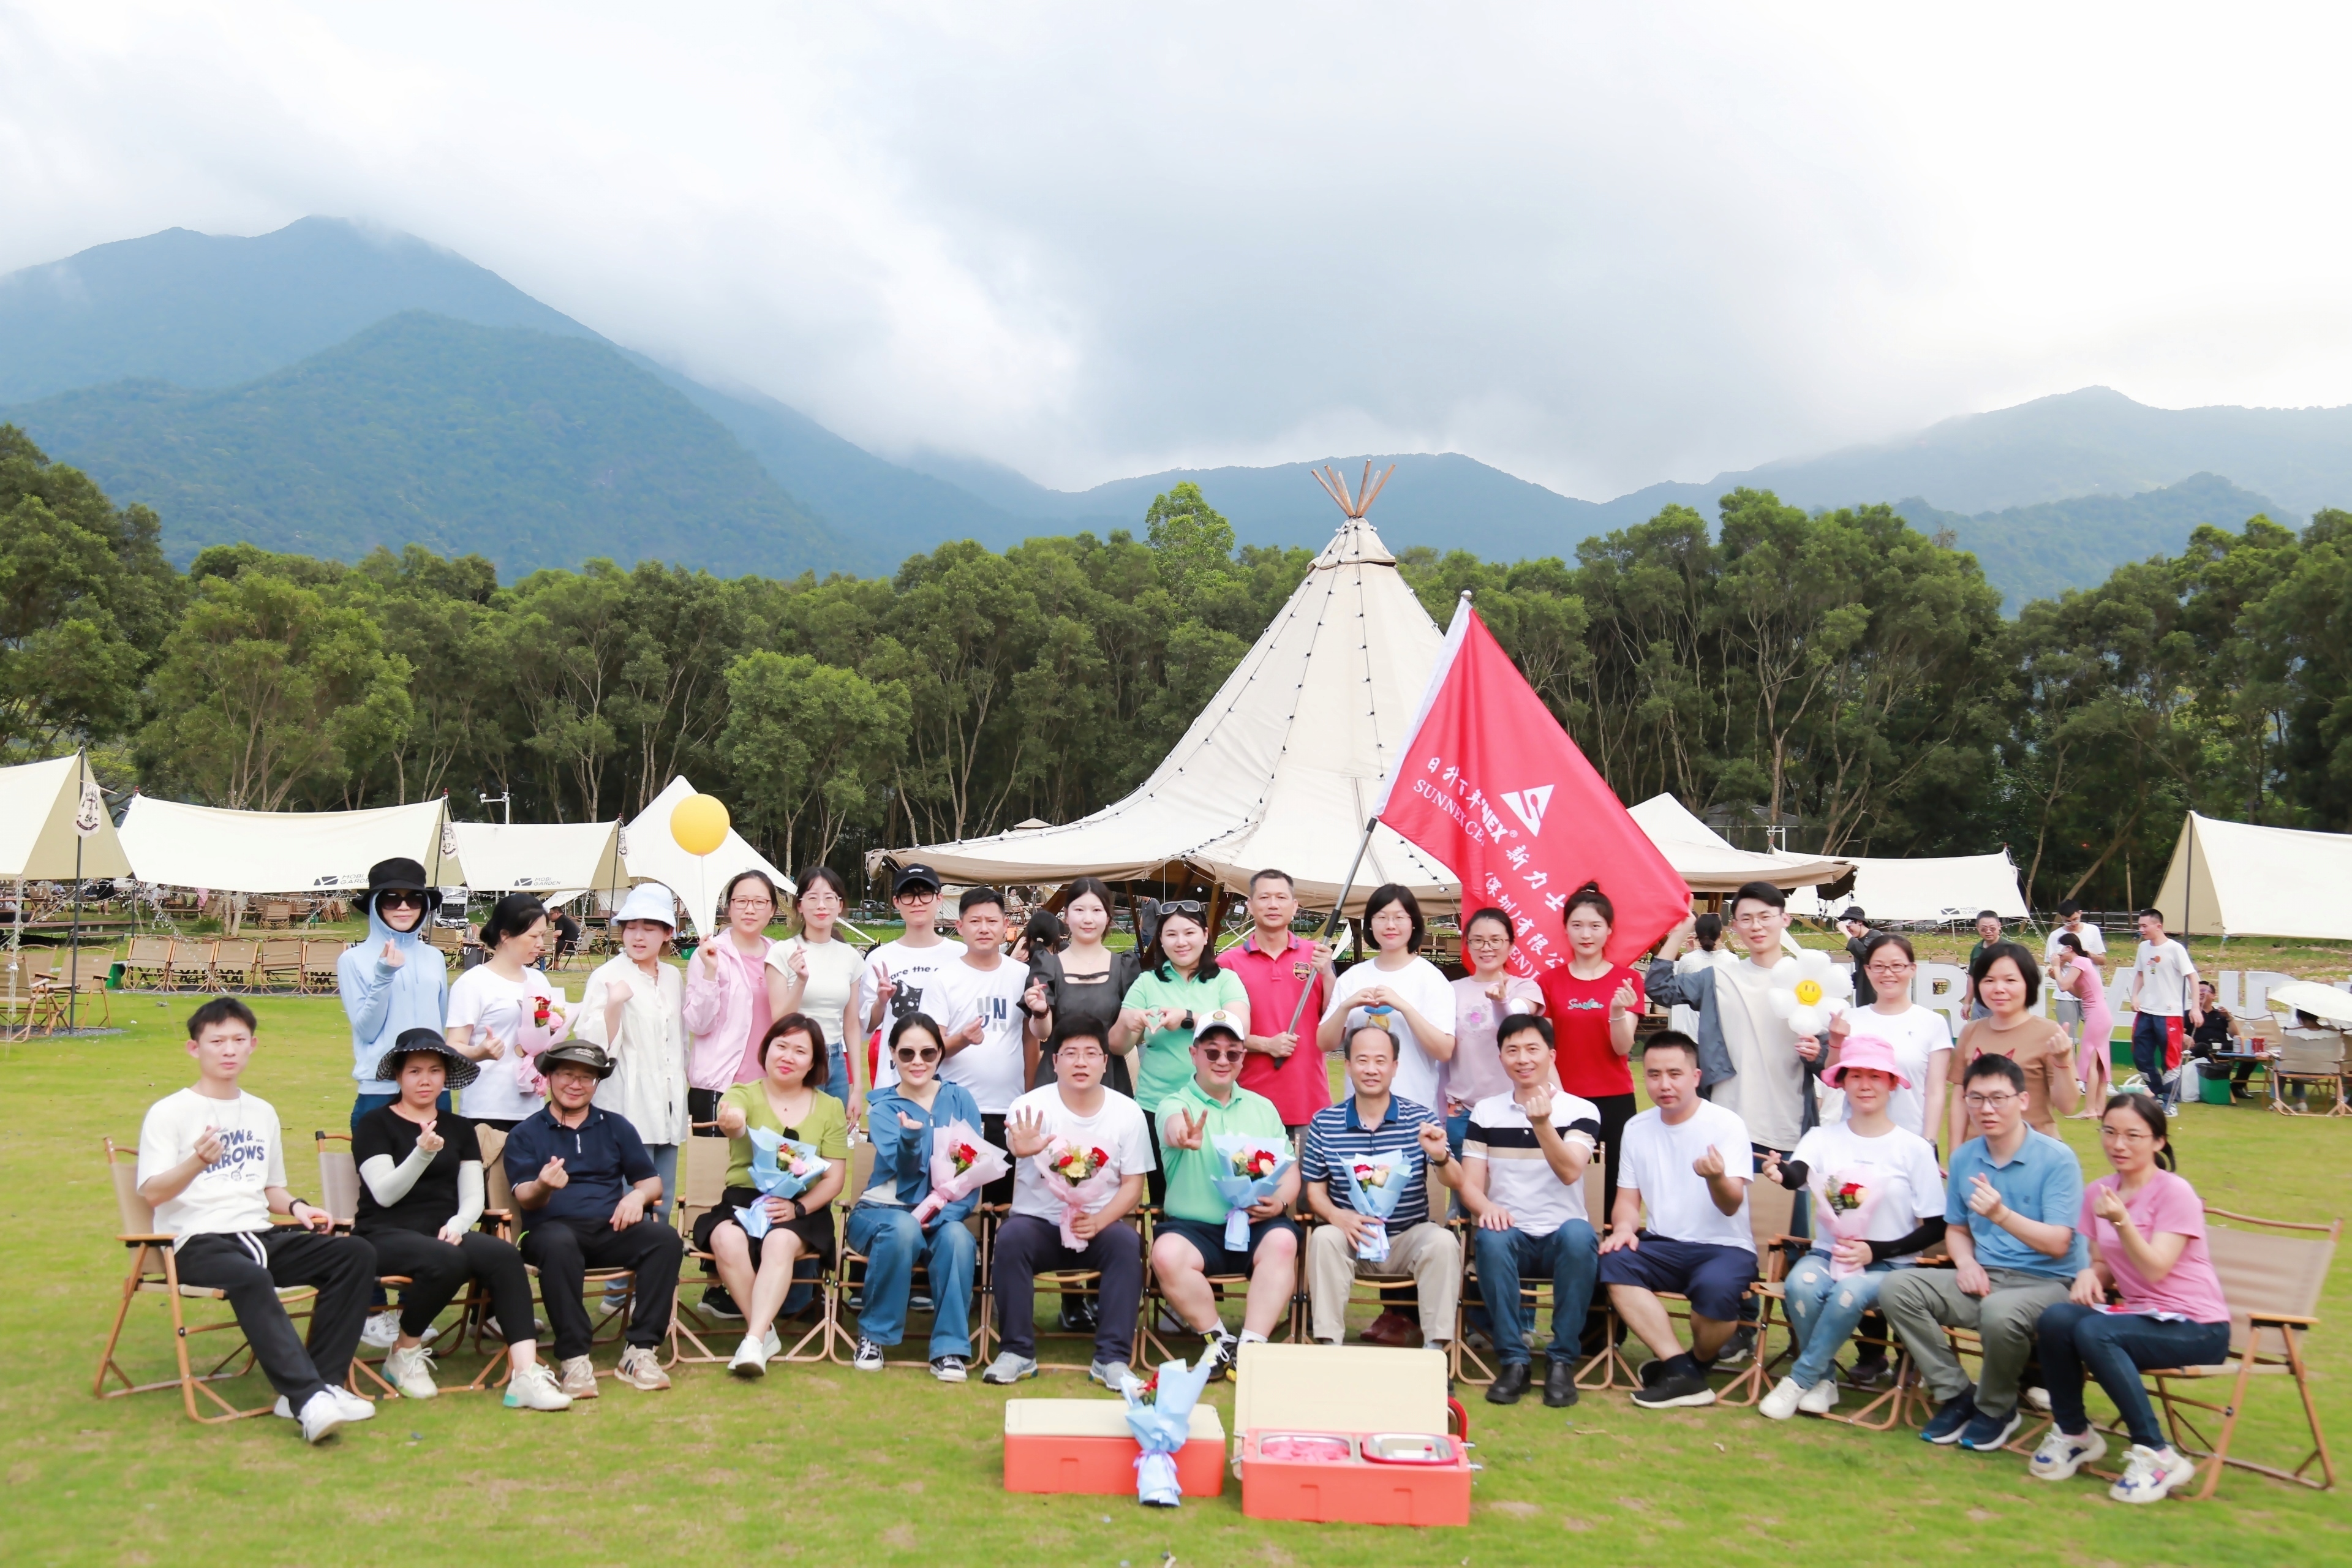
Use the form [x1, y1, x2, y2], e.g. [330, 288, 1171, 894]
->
[1301, 1093, 1441, 1229]
[1464, 1089, 1602, 1238]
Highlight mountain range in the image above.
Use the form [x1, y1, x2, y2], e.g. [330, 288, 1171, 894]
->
[2, 217, 2345, 601]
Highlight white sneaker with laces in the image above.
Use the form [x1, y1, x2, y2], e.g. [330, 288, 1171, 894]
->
[930, 1354, 968, 1382]
[1089, 1358, 1136, 1391]
[361, 1311, 402, 1349]
[853, 1337, 886, 1371]
[981, 1351, 1039, 1385]
[502, 1362, 573, 1412]
[558, 1354, 600, 1399]
[729, 1333, 771, 1378]
[2029, 1425, 2108, 1482]
[1758, 1375, 1805, 1421]
[384, 1344, 439, 1400]
[298, 1389, 346, 1445]
[331, 1387, 377, 1422]
[2109, 1442, 2197, 1504]
[1798, 1377, 1841, 1415]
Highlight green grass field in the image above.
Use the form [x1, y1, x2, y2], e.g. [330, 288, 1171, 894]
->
[4, 995, 2347, 1567]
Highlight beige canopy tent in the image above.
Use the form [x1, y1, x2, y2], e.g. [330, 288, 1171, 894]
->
[1787, 849, 2026, 923]
[0, 752, 131, 881]
[448, 820, 628, 903]
[2156, 812, 2352, 941]
[624, 775, 791, 940]
[869, 502, 1458, 916]
[1625, 793, 1852, 896]
[118, 794, 463, 894]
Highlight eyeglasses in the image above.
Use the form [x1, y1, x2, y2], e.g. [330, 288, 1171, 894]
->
[1057, 1043, 1107, 1060]
[1962, 1091, 2021, 1108]
[378, 891, 426, 910]
[1866, 960, 1915, 974]
[1466, 934, 1512, 948]
[1197, 1045, 1246, 1065]
[897, 889, 939, 903]
[729, 897, 773, 911]
[894, 1045, 941, 1064]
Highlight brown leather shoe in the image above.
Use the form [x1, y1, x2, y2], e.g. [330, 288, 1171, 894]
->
[1360, 1309, 1423, 1348]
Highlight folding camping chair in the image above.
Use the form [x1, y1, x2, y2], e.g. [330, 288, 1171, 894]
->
[1452, 1160, 1607, 1387]
[209, 939, 260, 992]
[480, 1129, 642, 1381]
[314, 1130, 413, 1400]
[2272, 1030, 2349, 1116]
[258, 938, 304, 992]
[668, 1123, 832, 1367]
[826, 1137, 989, 1367]
[119, 936, 173, 991]
[162, 940, 214, 992]
[1583, 1177, 1800, 1405]
[92, 1136, 316, 1422]
[298, 940, 345, 995]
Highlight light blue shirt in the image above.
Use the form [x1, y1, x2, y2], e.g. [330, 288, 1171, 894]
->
[337, 900, 451, 1091]
[1945, 1128, 2089, 1278]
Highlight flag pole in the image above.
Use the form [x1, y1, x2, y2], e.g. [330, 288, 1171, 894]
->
[69, 751, 85, 1033]
[1285, 813, 1379, 1036]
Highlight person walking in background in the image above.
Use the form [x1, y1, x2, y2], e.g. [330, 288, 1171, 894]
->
[1948, 941, 2078, 1151]
[445, 893, 569, 1134]
[2052, 931, 2115, 1118]
[1445, 907, 1545, 1155]
[576, 883, 690, 1221]
[771, 865, 867, 1121]
[1225, 868, 1338, 1137]
[1534, 884, 1642, 1224]
[337, 857, 451, 1131]
[682, 870, 791, 1125]
[2125, 909, 2201, 1111]
[2027, 1093, 2234, 1504]
[1026, 876, 1138, 1097]
[1839, 907, 1879, 1007]
[1962, 910, 2007, 1020]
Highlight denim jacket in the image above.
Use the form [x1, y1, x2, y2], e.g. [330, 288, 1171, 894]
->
[857, 1080, 984, 1227]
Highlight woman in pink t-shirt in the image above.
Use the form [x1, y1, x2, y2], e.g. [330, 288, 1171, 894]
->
[2026, 1093, 2232, 1504]
[681, 870, 792, 1123]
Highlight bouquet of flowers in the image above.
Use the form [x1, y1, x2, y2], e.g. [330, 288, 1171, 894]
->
[736, 1127, 830, 1240]
[510, 988, 574, 1096]
[1814, 1166, 1883, 1280]
[909, 1118, 1008, 1226]
[1035, 1137, 1121, 1249]
[1208, 1134, 1294, 1250]
[1122, 1354, 1218, 1507]
[1339, 1146, 1414, 1262]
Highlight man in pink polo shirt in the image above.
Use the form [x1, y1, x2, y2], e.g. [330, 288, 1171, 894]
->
[1223, 869, 1338, 1136]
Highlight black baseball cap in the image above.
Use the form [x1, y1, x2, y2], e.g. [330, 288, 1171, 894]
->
[893, 863, 942, 895]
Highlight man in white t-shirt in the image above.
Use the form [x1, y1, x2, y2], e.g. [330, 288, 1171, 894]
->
[2041, 900, 2106, 965]
[1461, 1014, 1603, 1409]
[981, 1026, 1154, 1390]
[858, 862, 968, 1073]
[1596, 1032, 1759, 1411]
[134, 998, 381, 1445]
[2127, 908, 2202, 1109]
[922, 887, 1051, 1204]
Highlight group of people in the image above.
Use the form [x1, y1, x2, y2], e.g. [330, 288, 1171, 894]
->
[131, 860, 2235, 1505]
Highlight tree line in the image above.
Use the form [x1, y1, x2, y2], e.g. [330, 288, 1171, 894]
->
[7, 421, 2346, 910]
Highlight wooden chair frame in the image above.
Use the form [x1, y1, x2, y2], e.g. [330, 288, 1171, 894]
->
[1135, 1207, 1305, 1368]
[2271, 1031, 2350, 1117]
[668, 1126, 832, 1368]
[479, 1126, 643, 1380]
[1583, 1178, 1799, 1406]
[298, 940, 344, 996]
[119, 937, 174, 991]
[162, 940, 215, 993]
[1452, 1160, 1610, 1389]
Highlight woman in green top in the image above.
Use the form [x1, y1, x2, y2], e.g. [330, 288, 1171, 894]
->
[1115, 901, 1249, 1204]
[695, 1012, 849, 1379]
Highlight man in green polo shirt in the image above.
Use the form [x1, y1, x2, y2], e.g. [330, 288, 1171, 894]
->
[1151, 1008, 1301, 1380]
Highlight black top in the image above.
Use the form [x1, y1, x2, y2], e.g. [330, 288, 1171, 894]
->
[500, 1104, 658, 1229]
[2193, 1005, 2236, 1050]
[352, 1105, 480, 1236]
[1845, 934, 1877, 1008]
[1029, 946, 1140, 1093]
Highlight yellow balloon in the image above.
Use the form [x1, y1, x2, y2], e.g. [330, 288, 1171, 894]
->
[669, 793, 731, 857]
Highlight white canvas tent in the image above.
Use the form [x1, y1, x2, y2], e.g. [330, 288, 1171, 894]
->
[1625, 794, 1852, 896]
[2155, 812, 2352, 941]
[625, 776, 791, 940]
[1787, 850, 2027, 923]
[118, 795, 462, 894]
[449, 821, 628, 903]
[867, 506, 1458, 914]
[0, 753, 131, 881]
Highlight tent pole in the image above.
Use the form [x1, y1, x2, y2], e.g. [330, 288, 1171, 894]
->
[69, 752, 84, 1033]
[1284, 814, 1379, 1036]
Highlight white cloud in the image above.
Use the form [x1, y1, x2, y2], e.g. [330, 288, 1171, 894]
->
[3, 1, 2349, 497]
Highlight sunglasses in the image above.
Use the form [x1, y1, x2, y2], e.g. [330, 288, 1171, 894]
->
[1156, 900, 1207, 919]
[1197, 1044, 1246, 1065]
[894, 1044, 942, 1065]
[377, 891, 427, 910]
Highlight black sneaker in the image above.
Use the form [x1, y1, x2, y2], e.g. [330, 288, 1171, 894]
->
[1200, 1332, 1237, 1382]
[1847, 1354, 1893, 1388]
[1920, 1390, 1979, 1445]
[1631, 1354, 1715, 1409]
[701, 1285, 743, 1321]
[1713, 1325, 1757, 1368]
[1485, 1363, 1531, 1405]
[1058, 1298, 1100, 1334]
[1543, 1358, 1580, 1408]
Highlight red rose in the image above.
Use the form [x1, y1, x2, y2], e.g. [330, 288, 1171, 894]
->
[1090, 1147, 1110, 1166]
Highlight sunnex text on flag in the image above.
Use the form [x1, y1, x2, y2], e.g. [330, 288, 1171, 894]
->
[1375, 597, 1690, 975]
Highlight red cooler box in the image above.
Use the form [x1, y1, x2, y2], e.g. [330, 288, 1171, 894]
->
[1003, 1398, 1226, 1497]
[1240, 1430, 1471, 1526]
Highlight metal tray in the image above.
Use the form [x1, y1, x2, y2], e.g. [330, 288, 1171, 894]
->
[1360, 1431, 1455, 1464]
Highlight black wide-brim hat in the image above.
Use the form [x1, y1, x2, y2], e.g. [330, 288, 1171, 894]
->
[364, 856, 443, 916]
[374, 1027, 481, 1088]
[538, 1042, 615, 1081]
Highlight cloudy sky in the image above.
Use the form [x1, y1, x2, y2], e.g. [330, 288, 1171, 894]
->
[4, 2, 2347, 497]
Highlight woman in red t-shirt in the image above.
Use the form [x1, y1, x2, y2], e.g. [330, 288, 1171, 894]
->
[1534, 881, 1644, 1219]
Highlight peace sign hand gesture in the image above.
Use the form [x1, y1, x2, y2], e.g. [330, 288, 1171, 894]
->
[1166, 1109, 1206, 1151]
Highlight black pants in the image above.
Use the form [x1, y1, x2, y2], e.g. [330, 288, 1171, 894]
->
[979, 1113, 1016, 1207]
[363, 1228, 537, 1345]
[175, 1228, 377, 1411]
[688, 1088, 728, 1132]
[991, 1213, 1142, 1365]
[519, 1216, 684, 1360]
[1589, 1092, 1637, 1224]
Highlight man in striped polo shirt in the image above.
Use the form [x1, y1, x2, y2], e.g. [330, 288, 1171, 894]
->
[1461, 1013, 1603, 1407]
[1301, 1023, 1460, 1350]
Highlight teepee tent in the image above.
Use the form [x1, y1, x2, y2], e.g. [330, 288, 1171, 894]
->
[450, 820, 628, 903]
[2155, 812, 2352, 941]
[118, 794, 462, 894]
[0, 753, 130, 881]
[871, 470, 1457, 914]
[624, 777, 791, 940]
[1625, 794, 1852, 896]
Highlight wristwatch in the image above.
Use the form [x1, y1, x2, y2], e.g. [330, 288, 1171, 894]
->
[1180, 1010, 1195, 1030]
[1428, 1148, 1451, 1167]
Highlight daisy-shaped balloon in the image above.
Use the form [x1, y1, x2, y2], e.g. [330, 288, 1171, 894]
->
[1768, 949, 1853, 1037]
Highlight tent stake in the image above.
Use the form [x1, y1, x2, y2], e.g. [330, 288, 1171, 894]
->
[1285, 814, 1379, 1036]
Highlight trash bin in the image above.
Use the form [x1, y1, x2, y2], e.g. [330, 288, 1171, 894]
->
[2198, 1063, 2233, 1105]
[107, 960, 124, 990]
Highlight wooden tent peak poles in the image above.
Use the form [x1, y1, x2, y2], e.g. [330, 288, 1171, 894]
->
[1312, 462, 1396, 520]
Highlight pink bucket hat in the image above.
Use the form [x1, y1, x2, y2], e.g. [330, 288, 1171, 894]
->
[1822, 1035, 1912, 1089]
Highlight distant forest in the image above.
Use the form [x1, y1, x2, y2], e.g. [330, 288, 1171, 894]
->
[9, 423, 2346, 911]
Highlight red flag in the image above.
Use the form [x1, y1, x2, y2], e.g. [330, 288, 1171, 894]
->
[1377, 598, 1691, 972]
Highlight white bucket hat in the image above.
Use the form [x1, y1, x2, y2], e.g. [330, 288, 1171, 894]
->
[614, 883, 679, 929]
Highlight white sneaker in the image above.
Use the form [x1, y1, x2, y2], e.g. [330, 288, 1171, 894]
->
[981, 1351, 1038, 1385]
[729, 1333, 771, 1378]
[2030, 1425, 2108, 1482]
[298, 1388, 345, 1444]
[2109, 1443, 2197, 1504]
[1758, 1375, 1805, 1421]
[558, 1355, 600, 1400]
[614, 1345, 671, 1392]
[331, 1387, 377, 1422]
[502, 1362, 573, 1412]
[1798, 1377, 1841, 1415]
[361, 1311, 402, 1349]
[1089, 1358, 1136, 1391]
[853, 1336, 885, 1371]
[383, 1344, 439, 1400]
[930, 1354, 968, 1382]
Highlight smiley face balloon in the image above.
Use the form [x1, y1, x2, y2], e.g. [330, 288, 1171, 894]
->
[1768, 948, 1853, 1038]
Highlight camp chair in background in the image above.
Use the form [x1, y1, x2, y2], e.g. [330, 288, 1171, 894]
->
[37, 950, 113, 1030]
[209, 939, 261, 993]
[258, 938, 304, 992]
[298, 940, 345, 995]
[2272, 1030, 2349, 1116]
[119, 937, 173, 990]
[92, 1136, 315, 1423]
[1451, 1159, 1605, 1389]
[259, 900, 295, 930]
[162, 940, 214, 992]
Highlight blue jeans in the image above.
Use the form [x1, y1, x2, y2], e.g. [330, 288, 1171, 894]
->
[1783, 1252, 1896, 1387]
[2038, 1301, 2230, 1449]
[350, 1090, 450, 1130]
[2131, 1013, 2179, 1106]
[843, 1203, 977, 1360]
[1471, 1219, 1599, 1366]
